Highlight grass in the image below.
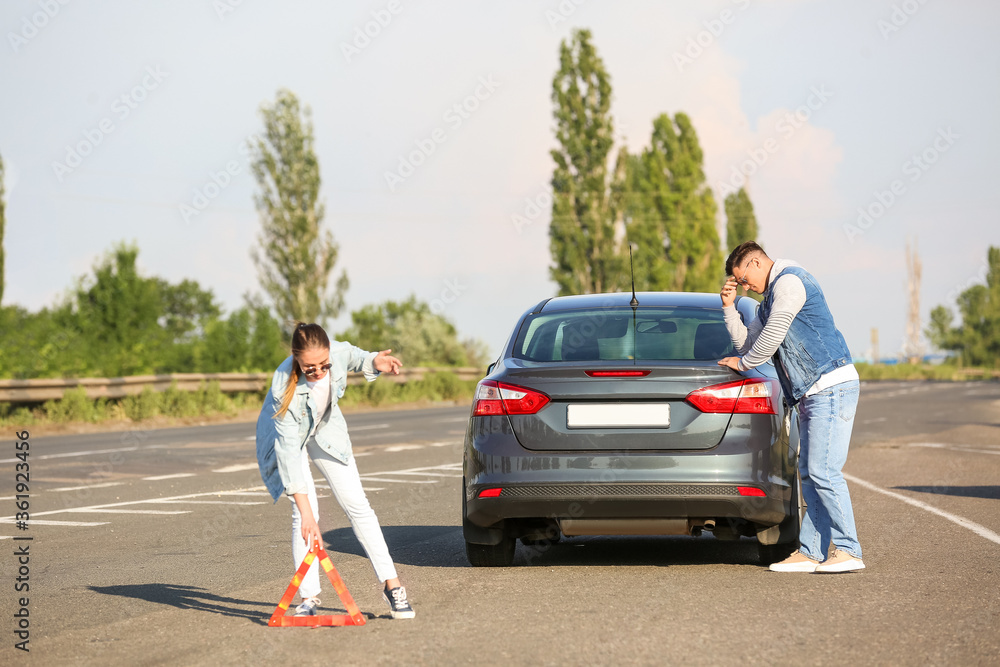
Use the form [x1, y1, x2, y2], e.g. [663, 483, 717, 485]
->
[854, 362, 999, 381]
[0, 372, 480, 431]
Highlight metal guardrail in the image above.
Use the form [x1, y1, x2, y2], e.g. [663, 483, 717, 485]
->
[0, 367, 485, 403]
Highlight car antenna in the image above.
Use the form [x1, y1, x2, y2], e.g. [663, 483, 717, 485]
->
[628, 243, 639, 308]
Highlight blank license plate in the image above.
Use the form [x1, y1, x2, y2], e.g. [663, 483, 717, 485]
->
[566, 403, 671, 429]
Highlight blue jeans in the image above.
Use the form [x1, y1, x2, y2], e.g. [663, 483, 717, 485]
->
[796, 379, 863, 561]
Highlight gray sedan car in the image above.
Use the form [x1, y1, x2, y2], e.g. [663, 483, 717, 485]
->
[463, 291, 801, 566]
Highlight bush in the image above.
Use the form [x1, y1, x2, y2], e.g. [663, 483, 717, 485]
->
[196, 381, 234, 415]
[122, 386, 162, 421]
[162, 384, 199, 418]
[43, 386, 97, 423]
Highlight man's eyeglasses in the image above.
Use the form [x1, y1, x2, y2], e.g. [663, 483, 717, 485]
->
[735, 259, 754, 286]
[300, 362, 332, 377]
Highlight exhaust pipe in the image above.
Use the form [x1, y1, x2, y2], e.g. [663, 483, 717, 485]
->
[703, 519, 716, 531]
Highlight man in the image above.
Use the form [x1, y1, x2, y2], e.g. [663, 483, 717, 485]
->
[718, 241, 864, 573]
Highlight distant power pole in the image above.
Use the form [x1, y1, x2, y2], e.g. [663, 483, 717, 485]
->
[903, 239, 923, 364]
[871, 328, 880, 365]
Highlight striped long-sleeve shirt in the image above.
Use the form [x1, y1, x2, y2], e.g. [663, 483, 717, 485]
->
[723, 259, 858, 395]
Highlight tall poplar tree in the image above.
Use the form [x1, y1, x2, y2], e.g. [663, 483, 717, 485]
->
[724, 187, 758, 251]
[549, 29, 626, 295]
[251, 89, 348, 325]
[724, 187, 761, 300]
[0, 152, 6, 305]
[630, 113, 722, 292]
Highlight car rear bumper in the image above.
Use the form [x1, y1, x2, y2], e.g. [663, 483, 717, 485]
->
[466, 482, 787, 528]
[463, 414, 795, 534]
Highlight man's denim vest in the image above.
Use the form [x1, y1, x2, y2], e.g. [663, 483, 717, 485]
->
[758, 265, 852, 405]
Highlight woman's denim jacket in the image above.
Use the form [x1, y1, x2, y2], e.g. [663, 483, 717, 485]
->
[255, 342, 379, 502]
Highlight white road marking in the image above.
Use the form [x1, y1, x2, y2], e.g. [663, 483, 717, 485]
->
[352, 431, 405, 440]
[212, 463, 259, 473]
[67, 509, 191, 515]
[50, 482, 125, 492]
[361, 462, 463, 476]
[0, 519, 109, 527]
[384, 444, 425, 452]
[348, 423, 390, 431]
[862, 417, 888, 424]
[143, 473, 196, 481]
[430, 441, 462, 447]
[844, 472, 1000, 546]
[909, 443, 1000, 456]
[362, 487, 385, 492]
[148, 500, 266, 506]
[385, 471, 463, 478]
[0, 485, 269, 522]
[0, 536, 11, 540]
[439, 417, 469, 423]
[357, 477, 438, 484]
[0, 444, 164, 464]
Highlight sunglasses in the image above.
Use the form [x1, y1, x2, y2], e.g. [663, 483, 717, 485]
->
[300, 361, 332, 377]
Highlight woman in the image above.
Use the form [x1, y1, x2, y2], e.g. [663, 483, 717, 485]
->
[255, 322, 415, 619]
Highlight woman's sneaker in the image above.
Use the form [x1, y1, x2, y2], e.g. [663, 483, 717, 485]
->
[383, 585, 415, 619]
[293, 597, 321, 616]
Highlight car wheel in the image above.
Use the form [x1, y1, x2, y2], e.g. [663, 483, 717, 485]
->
[466, 534, 516, 567]
[757, 541, 797, 565]
[756, 472, 803, 565]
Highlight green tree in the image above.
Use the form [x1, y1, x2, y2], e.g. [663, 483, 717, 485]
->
[724, 187, 758, 252]
[0, 152, 6, 305]
[926, 246, 1000, 367]
[66, 243, 165, 376]
[629, 113, 723, 292]
[0, 305, 82, 379]
[196, 301, 287, 373]
[338, 295, 485, 367]
[156, 278, 221, 342]
[250, 89, 348, 326]
[723, 187, 761, 300]
[549, 29, 626, 296]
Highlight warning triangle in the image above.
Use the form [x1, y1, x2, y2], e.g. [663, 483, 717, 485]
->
[268, 543, 366, 627]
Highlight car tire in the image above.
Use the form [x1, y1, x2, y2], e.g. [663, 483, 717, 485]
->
[756, 472, 803, 564]
[466, 535, 516, 567]
[757, 541, 797, 565]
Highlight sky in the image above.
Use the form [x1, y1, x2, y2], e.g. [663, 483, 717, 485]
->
[1, 0, 998, 363]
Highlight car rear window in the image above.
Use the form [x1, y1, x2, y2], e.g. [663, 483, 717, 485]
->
[512, 307, 735, 362]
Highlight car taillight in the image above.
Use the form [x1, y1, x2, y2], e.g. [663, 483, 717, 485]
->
[685, 378, 777, 415]
[472, 380, 550, 416]
[738, 486, 767, 497]
[478, 488, 503, 498]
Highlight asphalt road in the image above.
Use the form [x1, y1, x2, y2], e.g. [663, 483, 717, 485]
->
[1, 381, 998, 666]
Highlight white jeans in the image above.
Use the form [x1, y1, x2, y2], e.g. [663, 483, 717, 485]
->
[290, 439, 398, 598]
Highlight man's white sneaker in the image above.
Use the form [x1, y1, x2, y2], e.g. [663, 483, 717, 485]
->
[815, 549, 865, 573]
[769, 551, 821, 572]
